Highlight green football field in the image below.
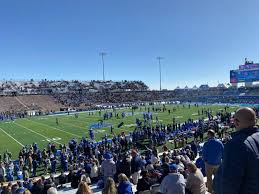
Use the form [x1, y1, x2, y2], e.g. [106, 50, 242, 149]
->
[0, 104, 238, 158]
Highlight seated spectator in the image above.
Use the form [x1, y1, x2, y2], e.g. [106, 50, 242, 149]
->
[76, 181, 93, 194]
[49, 174, 58, 188]
[136, 170, 152, 194]
[118, 173, 133, 194]
[59, 172, 67, 188]
[71, 171, 80, 189]
[47, 187, 58, 194]
[160, 164, 185, 194]
[0, 183, 3, 193]
[24, 190, 32, 194]
[90, 161, 99, 183]
[160, 156, 170, 174]
[175, 156, 185, 171]
[23, 178, 32, 191]
[15, 181, 26, 194]
[145, 160, 154, 171]
[102, 177, 117, 194]
[3, 185, 12, 194]
[159, 163, 169, 183]
[31, 179, 44, 194]
[42, 177, 56, 194]
[81, 174, 91, 185]
[186, 162, 206, 194]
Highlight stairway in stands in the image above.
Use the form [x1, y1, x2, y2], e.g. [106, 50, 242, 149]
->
[14, 96, 29, 109]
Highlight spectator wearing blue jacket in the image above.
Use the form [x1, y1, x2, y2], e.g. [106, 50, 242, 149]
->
[202, 129, 224, 193]
[214, 107, 259, 194]
[195, 151, 205, 176]
[51, 158, 57, 174]
[130, 149, 142, 185]
[32, 159, 38, 177]
[118, 173, 133, 194]
[16, 181, 26, 194]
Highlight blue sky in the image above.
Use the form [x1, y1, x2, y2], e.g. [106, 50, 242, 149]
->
[0, 0, 259, 89]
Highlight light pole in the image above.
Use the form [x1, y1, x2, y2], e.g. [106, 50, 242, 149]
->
[157, 57, 163, 91]
[100, 52, 106, 81]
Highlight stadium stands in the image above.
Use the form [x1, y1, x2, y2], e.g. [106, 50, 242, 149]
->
[16, 95, 61, 112]
[1, 79, 259, 114]
[0, 96, 24, 112]
[0, 95, 62, 113]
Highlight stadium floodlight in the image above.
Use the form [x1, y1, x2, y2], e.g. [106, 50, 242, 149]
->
[157, 56, 164, 91]
[100, 52, 107, 82]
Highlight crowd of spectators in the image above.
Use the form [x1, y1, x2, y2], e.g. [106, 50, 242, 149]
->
[0, 80, 149, 96]
[0, 104, 251, 194]
[1, 79, 259, 112]
[51, 88, 259, 108]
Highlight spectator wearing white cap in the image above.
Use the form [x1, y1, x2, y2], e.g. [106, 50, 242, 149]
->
[101, 152, 116, 184]
[160, 164, 185, 194]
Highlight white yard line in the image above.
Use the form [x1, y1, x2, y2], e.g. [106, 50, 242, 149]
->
[13, 122, 61, 144]
[27, 119, 82, 138]
[0, 127, 24, 147]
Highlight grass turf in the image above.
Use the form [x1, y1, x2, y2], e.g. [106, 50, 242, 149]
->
[0, 104, 238, 158]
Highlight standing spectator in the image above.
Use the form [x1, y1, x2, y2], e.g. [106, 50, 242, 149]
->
[0, 163, 5, 182]
[101, 152, 116, 183]
[118, 173, 133, 194]
[119, 155, 131, 178]
[50, 158, 57, 174]
[102, 177, 117, 194]
[190, 141, 198, 158]
[202, 129, 224, 193]
[186, 162, 206, 194]
[32, 159, 38, 177]
[130, 149, 142, 185]
[215, 107, 259, 194]
[195, 151, 205, 176]
[160, 164, 185, 194]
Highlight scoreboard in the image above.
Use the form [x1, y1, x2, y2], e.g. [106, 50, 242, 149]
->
[239, 63, 259, 70]
[230, 69, 259, 83]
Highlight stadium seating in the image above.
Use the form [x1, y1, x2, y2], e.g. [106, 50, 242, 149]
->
[0, 95, 62, 112]
[16, 95, 61, 112]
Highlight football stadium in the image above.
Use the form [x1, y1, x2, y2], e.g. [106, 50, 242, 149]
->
[1, 1, 259, 194]
[0, 100, 238, 157]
